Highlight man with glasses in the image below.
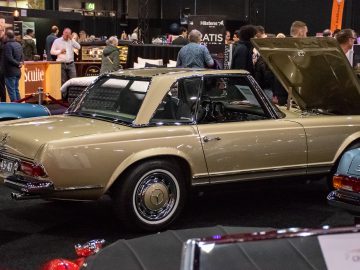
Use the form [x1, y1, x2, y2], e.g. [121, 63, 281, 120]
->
[335, 28, 357, 66]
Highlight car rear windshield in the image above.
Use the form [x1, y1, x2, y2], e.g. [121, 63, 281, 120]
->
[67, 76, 150, 124]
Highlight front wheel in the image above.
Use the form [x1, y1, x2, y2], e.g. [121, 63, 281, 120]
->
[112, 159, 186, 232]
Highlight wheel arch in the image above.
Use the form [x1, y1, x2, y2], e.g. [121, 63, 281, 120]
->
[334, 132, 360, 164]
[106, 149, 193, 192]
[331, 133, 360, 172]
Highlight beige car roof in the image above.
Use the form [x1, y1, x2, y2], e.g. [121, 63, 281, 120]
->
[111, 68, 250, 125]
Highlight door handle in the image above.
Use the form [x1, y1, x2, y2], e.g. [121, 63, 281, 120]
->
[203, 136, 221, 143]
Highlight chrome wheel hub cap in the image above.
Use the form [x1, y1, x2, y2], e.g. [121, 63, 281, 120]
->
[143, 182, 169, 211]
[134, 170, 178, 223]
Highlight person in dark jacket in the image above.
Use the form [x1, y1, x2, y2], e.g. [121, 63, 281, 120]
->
[172, 27, 189, 45]
[0, 25, 6, 102]
[22, 28, 37, 61]
[45, 25, 59, 61]
[3, 30, 23, 102]
[231, 25, 257, 75]
[254, 56, 274, 99]
[100, 36, 121, 74]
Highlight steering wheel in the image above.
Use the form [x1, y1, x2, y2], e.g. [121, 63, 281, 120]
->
[193, 96, 213, 122]
[212, 102, 226, 121]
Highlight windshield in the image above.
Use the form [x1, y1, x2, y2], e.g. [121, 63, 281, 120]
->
[67, 76, 150, 124]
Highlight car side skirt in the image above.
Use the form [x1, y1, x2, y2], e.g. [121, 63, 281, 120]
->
[192, 164, 332, 185]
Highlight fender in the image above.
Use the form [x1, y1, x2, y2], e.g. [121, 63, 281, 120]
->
[105, 147, 194, 191]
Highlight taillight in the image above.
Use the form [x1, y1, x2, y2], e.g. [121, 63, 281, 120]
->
[20, 161, 47, 177]
[332, 174, 360, 192]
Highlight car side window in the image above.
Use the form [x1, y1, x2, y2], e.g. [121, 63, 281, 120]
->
[197, 76, 269, 124]
[150, 77, 202, 124]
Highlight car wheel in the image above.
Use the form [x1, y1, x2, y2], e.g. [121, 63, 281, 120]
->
[112, 159, 186, 232]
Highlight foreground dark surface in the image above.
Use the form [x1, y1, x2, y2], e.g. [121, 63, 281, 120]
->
[0, 179, 356, 270]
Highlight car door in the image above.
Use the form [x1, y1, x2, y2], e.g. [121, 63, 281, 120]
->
[195, 75, 307, 183]
[149, 76, 210, 184]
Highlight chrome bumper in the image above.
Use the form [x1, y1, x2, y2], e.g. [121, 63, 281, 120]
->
[4, 174, 54, 200]
[327, 190, 360, 214]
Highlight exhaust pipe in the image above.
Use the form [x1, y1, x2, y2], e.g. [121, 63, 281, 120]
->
[11, 192, 40, 200]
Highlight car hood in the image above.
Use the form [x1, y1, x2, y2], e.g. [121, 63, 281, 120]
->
[0, 115, 129, 159]
[252, 37, 360, 115]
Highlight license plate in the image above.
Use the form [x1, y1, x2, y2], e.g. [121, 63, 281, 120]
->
[0, 158, 19, 175]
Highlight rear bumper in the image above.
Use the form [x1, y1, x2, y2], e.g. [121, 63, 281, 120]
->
[4, 174, 54, 195]
[327, 190, 360, 214]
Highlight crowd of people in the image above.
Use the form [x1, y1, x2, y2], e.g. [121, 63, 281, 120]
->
[0, 24, 124, 101]
[0, 19, 358, 104]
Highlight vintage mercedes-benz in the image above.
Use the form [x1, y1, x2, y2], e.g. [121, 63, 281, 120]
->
[1, 37, 360, 231]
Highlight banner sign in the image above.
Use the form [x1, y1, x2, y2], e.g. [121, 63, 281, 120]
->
[23, 63, 46, 95]
[188, 15, 226, 69]
[330, 0, 345, 32]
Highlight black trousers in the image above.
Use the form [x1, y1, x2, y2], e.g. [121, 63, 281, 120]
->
[0, 73, 6, 102]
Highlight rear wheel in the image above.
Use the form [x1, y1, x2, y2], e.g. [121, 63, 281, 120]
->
[112, 159, 186, 232]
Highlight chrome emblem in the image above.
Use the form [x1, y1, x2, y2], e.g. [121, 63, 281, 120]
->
[297, 50, 305, 57]
[150, 189, 164, 206]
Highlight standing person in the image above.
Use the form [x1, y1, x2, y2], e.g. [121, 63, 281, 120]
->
[172, 27, 189, 45]
[290, 20, 308, 37]
[79, 30, 88, 42]
[22, 29, 37, 61]
[100, 36, 121, 74]
[120, 30, 128, 40]
[253, 26, 273, 100]
[255, 25, 267, 38]
[335, 29, 357, 66]
[0, 25, 6, 102]
[45, 26, 58, 60]
[176, 29, 214, 68]
[272, 31, 289, 105]
[50, 28, 81, 85]
[232, 30, 240, 45]
[322, 29, 332, 37]
[225, 30, 232, 45]
[231, 24, 257, 74]
[3, 30, 23, 102]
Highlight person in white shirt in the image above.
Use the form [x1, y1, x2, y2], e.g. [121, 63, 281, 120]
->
[50, 28, 81, 85]
[335, 29, 356, 67]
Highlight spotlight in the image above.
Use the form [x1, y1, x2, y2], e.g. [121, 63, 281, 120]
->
[13, 10, 20, 18]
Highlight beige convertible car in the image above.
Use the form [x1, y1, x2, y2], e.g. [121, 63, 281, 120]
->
[1, 38, 360, 231]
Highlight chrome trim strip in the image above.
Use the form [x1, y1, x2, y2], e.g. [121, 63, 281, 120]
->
[208, 164, 308, 178]
[209, 168, 307, 184]
[307, 165, 332, 175]
[54, 185, 104, 191]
